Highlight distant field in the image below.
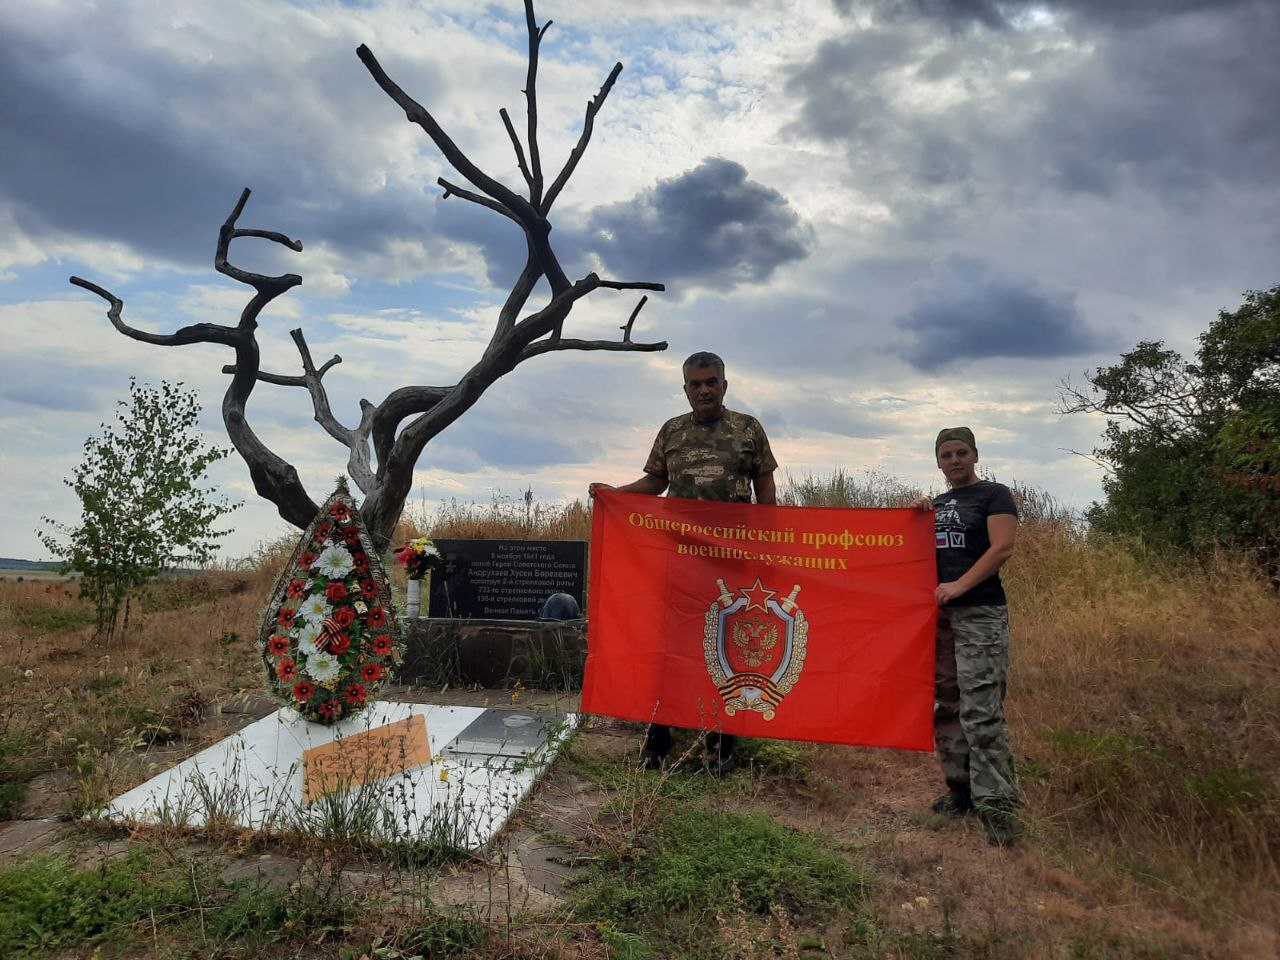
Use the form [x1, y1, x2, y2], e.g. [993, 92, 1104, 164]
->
[0, 568, 77, 581]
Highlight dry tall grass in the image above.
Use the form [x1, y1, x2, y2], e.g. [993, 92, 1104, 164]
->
[2, 473, 1277, 945]
[399, 489, 592, 542]
[1009, 519, 1280, 908]
[773, 471, 1279, 918]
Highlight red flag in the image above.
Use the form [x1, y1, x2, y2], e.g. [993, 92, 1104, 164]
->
[583, 490, 937, 750]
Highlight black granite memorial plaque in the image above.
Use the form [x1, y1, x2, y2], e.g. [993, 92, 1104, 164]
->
[442, 708, 559, 760]
[427, 539, 587, 620]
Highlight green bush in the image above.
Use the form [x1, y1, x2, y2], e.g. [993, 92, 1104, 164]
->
[0, 850, 195, 954]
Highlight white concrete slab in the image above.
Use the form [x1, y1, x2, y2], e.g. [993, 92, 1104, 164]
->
[102, 702, 577, 850]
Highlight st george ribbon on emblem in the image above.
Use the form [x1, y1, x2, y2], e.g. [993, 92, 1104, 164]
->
[703, 576, 808, 721]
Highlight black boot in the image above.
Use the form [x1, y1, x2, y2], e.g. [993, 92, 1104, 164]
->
[930, 779, 973, 817]
[704, 732, 737, 777]
[640, 724, 672, 770]
[976, 800, 1018, 847]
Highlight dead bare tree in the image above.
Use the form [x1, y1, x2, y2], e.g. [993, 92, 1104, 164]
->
[70, 0, 665, 550]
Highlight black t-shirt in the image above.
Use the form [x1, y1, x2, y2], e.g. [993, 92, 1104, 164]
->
[932, 481, 1018, 606]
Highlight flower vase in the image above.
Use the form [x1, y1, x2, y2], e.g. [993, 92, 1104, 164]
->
[406, 577, 422, 618]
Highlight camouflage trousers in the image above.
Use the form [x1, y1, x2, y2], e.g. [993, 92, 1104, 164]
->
[934, 604, 1019, 805]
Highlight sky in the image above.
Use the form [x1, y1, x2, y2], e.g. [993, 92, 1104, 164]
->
[2, 0, 1277, 561]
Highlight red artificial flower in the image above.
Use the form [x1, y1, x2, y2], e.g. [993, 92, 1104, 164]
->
[267, 635, 290, 656]
[352, 553, 370, 573]
[333, 606, 356, 628]
[343, 527, 361, 545]
[326, 582, 347, 602]
[344, 683, 366, 705]
[367, 607, 388, 628]
[360, 579, 378, 599]
[370, 634, 392, 656]
[293, 680, 315, 702]
[360, 661, 383, 682]
[330, 502, 351, 522]
[287, 578, 307, 599]
[319, 699, 342, 720]
[277, 658, 298, 682]
[315, 521, 333, 540]
[276, 607, 297, 629]
[327, 632, 352, 656]
[298, 551, 317, 571]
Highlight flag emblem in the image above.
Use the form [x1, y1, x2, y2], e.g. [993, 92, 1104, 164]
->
[703, 577, 808, 721]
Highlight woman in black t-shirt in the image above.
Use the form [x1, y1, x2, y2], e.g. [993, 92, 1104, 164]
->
[909, 427, 1020, 846]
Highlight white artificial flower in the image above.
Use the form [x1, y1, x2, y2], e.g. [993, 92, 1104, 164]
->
[354, 600, 368, 614]
[315, 544, 354, 579]
[294, 621, 322, 658]
[297, 594, 331, 624]
[306, 652, 341, 682]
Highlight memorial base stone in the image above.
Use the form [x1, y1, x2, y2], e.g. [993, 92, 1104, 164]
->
[103, 702, 577, 851]
[401, 618, 586, 688]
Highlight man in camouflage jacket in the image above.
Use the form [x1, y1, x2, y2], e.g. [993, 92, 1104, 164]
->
[590, 351, 778, 774]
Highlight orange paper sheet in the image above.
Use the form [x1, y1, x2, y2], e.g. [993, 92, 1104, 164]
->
[302, 714, 432, 803]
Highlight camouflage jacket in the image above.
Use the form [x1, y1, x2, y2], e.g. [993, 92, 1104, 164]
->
[643, 409, 777, 503]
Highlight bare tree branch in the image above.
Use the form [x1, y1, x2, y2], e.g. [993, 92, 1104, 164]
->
[222, 353, 342, 386]
[523, 0, 550, 206]
[210, 191, 317, 527]
[214, 188, 304, 309]
[1061, 447, 1116, 476]
[542, 62, 623, 214]
[70, 277, 238, 347]
[370, 385, 452, 471]
[81, 3, 666, 551]
[492, 248, 543, 343]
[438, 177, 522, 225]
[499, 107, 535, 194]
[358, 41, 572, 294]
[520, 336, 667, 361]
[357, 45, 533, 221]
[595, 279, 666, 292]
[621, 295, 648, 343]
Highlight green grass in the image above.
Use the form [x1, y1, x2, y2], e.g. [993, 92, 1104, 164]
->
[0, 733, 40, 819]
[0, 850, 197, 955]
[400, 913, 493, 957]
[0, 846, 372, 958]
[575, 805, 867, 957]
[0, 597, 94, 632]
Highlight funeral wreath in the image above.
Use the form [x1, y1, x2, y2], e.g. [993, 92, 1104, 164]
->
[260, 482, 400, 724]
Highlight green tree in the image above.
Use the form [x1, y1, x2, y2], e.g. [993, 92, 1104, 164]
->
[38, 380, 240, 641]
[1061, 285, 1280, 560]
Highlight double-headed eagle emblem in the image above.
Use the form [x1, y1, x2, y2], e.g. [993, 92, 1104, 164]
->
[703, 576, 808, 720]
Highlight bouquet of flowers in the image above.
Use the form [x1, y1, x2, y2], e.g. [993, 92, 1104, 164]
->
[394, 536, 443, 581]
[260, 488, 399, 725]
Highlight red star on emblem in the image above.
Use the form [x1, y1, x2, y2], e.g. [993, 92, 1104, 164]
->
[738, 577, 776, 612]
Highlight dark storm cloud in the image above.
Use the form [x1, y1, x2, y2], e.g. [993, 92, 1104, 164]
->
[756, 398, 884, 441]
[803, 0, 1280, 206]
[896, 261, 1105, 370]
[783, 29, 910, 145]
[850, 0, 1258, 30]
[425, 414, 599, 473]
[1032, 4, 1280, 198]
[0, 7, 471, 277]
[576, 158, 812, 289]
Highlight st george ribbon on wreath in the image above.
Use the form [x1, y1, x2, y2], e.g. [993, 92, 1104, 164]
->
[583, 490, 938, 751]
